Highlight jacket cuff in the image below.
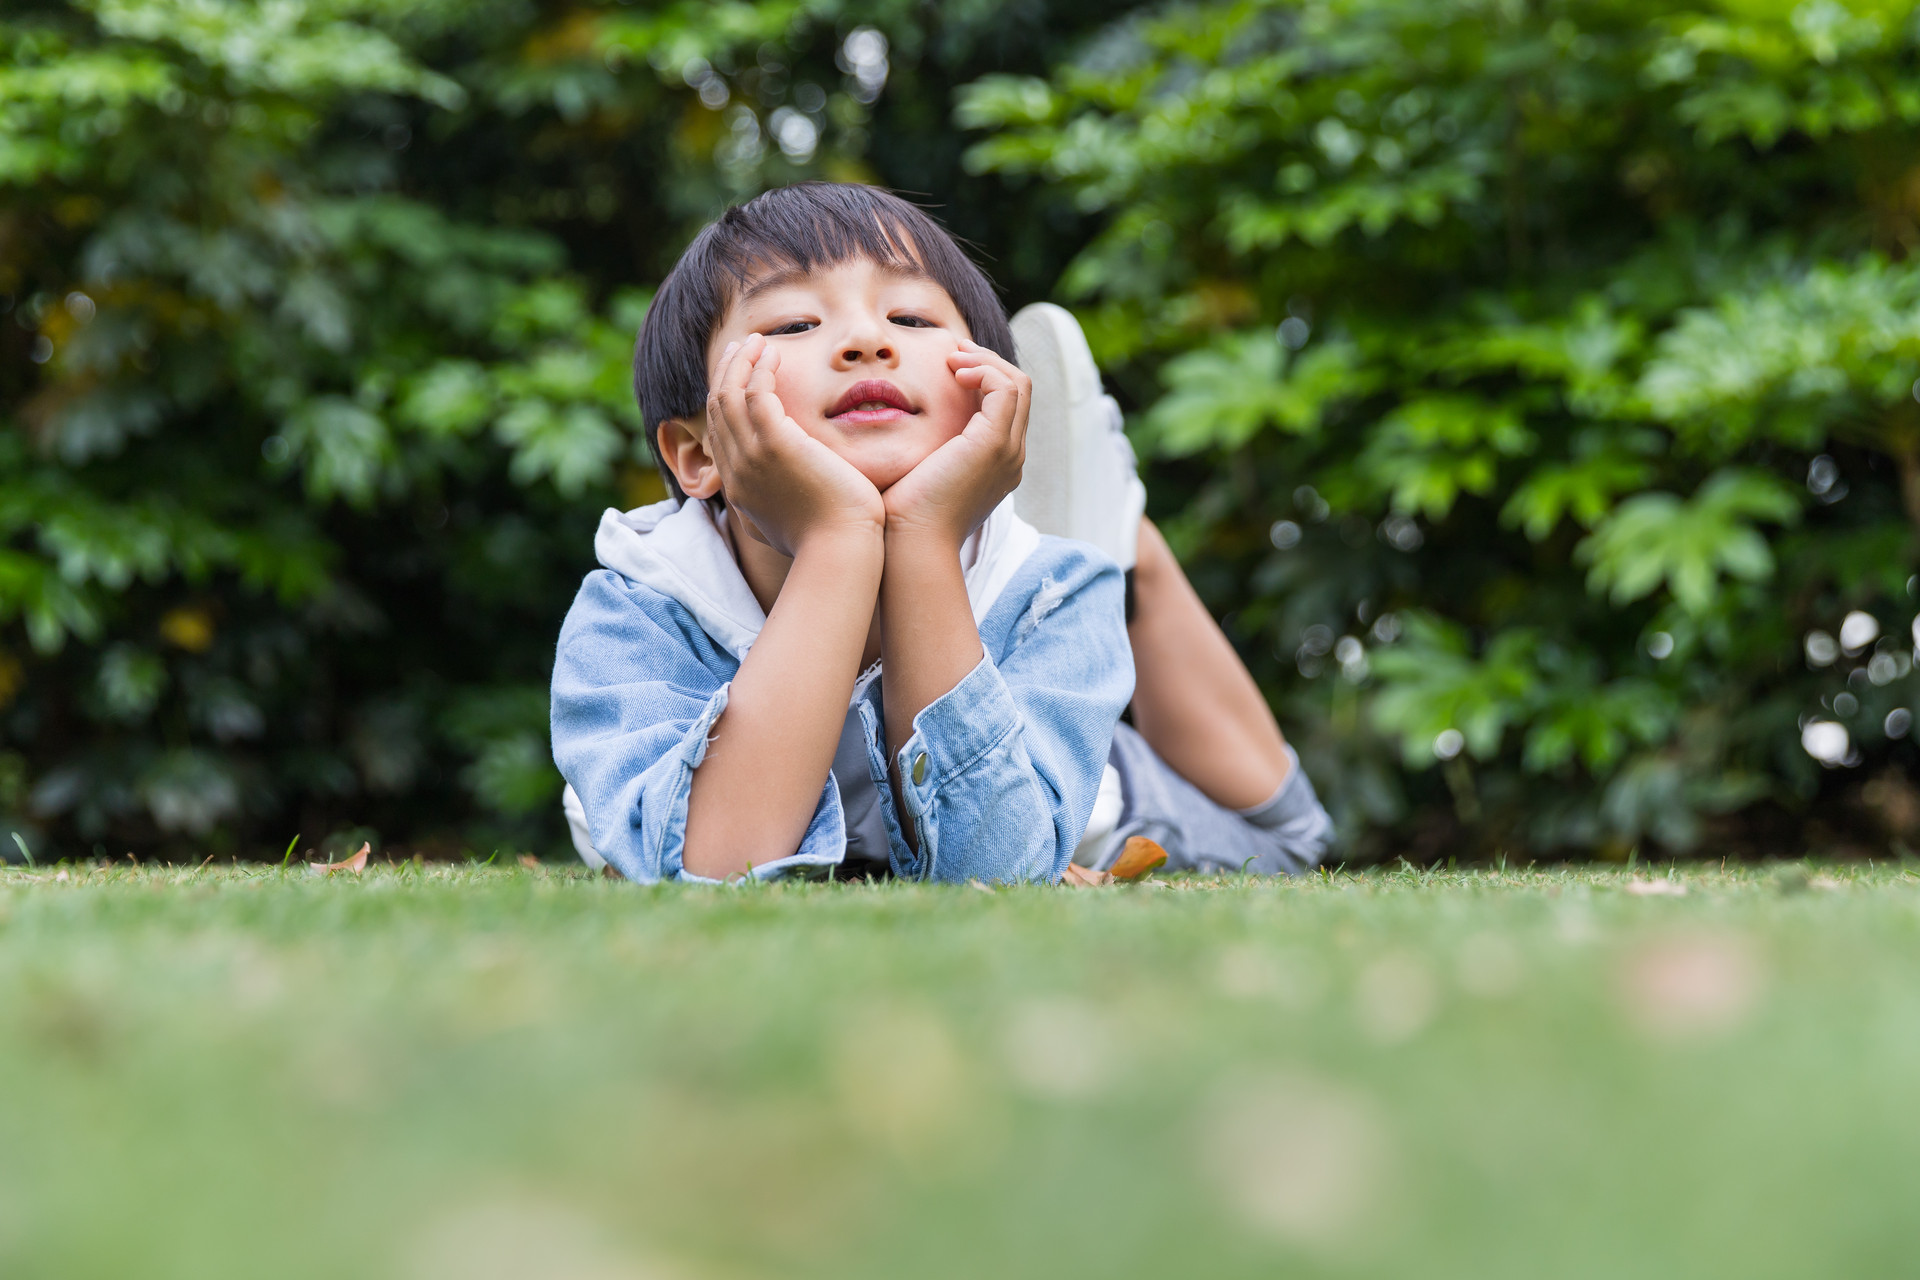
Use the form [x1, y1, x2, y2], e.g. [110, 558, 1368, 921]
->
[641, 683, 727, 883]
[662, 685, 847, 884]
[891, 656, 1019, 850]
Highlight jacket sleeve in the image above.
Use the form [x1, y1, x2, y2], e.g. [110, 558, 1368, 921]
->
[550, 571, 845, 883]
[876, 552, 1134, 884]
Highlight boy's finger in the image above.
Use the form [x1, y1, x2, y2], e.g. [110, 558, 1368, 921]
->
[709, 336, 768, 440]
[708, 339, 748, 409]
[949, 343, 1033, 410]
[974, 345, 1033, 452]
[742, 342, 787, 437]
[981, 364, 1032, 466]
[966, 362, 1020, 421]
[710, 339, 747, 399]
[724, 335, 769, 395]
[963, 345, 1033, 398]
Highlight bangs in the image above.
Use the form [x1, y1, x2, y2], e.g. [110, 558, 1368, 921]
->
[710, 198, 935, 302]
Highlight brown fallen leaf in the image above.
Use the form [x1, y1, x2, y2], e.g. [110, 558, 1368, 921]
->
[310, 842, 370, 875]
[1623, 878, 1687, 897]
[1110, 836, 1169, 882]
[1061, 863, 1115, 888]
[518, 854, 541, 870]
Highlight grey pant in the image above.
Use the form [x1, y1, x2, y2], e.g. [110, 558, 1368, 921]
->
[1087, 723, 1333, 876]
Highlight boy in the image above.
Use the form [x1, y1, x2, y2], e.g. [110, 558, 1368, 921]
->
[551, 183, 1329, 883]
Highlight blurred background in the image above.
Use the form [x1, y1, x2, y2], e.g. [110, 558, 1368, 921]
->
[5, 0, 1920, 864]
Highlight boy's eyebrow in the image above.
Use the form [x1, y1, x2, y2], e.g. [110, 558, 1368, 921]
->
[737, 258, 934, 305]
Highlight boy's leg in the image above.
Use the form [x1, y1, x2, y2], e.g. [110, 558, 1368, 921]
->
[1108, 519, 1334, 873]
[1103, 722, 1330, 876]
[1127, 517, 1292, 810]
[1013, 301, 1333, 872]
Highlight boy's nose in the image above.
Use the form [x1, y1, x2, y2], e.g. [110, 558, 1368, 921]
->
[833, 319, 898, 367]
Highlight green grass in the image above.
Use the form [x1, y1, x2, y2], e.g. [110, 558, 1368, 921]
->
[3, 862, 1918, 1280]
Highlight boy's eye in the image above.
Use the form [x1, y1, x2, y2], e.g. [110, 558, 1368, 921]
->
[889, 314, 936, 328]
[764, 320, 816, 336]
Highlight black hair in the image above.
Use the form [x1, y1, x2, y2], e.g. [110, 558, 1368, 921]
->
[633, 182, 1014, 500]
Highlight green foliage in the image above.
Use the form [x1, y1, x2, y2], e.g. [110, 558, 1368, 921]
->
[961, 0, 1920, 856]
[13, 0, 1920, 861]
[1144, 335, 1371, 455]
[1577, 469, 1800, 613]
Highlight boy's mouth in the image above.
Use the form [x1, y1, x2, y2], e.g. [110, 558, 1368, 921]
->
[827, 380, 917, 424]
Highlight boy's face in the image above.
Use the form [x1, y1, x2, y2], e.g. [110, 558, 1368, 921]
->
[694, 256, 978, 493]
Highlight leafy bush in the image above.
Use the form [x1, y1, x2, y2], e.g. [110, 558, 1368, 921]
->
[12, 0, 1917, 862]
[959, 0, 1920, 858]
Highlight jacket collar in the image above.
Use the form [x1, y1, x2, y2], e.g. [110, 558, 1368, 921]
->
[593, 495, 1040, 661]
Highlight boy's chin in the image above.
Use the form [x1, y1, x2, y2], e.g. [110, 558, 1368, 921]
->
[853, 462, 915, 493]
[842, 443, 945, 494]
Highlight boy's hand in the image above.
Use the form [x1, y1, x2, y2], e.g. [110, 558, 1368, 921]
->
[706, 334, 885, 557]
[881, 339, 1030, 548]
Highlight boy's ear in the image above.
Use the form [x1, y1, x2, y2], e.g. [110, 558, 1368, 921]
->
[656, 418, 722, 500]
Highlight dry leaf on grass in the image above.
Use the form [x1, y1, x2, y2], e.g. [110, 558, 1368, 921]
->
[518, 854, 541, 870]
[1110, 836, 1169, 881]
[1624, 878, 1687, 897]
[310, 842, 369, 875]
[1061, 863, 1115, 888]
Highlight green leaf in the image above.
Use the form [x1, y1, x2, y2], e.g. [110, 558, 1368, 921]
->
[1501, 431, 1662, 541]
[399, 361, 495, 437]
[1523, 678, 1676, 774]
[285, 397, 392, 505]
[1144, 333, 1369, 456]
[494, 400, 622, 496]
[1358, 396, 1536, 519]
[1577, 469, 1800, 613]
[1369, 616, 1543, 764]
[97, 645, 168, 721]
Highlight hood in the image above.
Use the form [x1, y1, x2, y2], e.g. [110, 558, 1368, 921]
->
[593, 495, 1041, 660]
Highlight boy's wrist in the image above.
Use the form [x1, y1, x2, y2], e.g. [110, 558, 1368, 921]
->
[883, 513, 967, 559]
[792, 518, 887, 565]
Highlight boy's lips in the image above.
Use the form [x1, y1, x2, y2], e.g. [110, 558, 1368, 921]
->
[827, 379, 917, 423]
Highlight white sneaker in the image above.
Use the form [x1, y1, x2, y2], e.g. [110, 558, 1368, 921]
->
[1010, 303, 1146, 572]
[562, 783, 607, 870]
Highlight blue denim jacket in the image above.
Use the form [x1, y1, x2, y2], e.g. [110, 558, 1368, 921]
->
[550, 498, 1134, 884]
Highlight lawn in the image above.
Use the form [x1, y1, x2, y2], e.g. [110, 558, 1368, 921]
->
[2, 861, 1918, 1280]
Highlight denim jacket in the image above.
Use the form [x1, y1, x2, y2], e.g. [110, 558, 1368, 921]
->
[549, 496, 1134, 884]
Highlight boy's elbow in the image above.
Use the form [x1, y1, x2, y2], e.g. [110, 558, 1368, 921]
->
[678, 842, 735, 881]
[680, 808, 808, 881]
[680, 824, 751, 881]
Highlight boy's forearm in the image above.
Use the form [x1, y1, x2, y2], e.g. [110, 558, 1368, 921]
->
[878, 530, 984, 765]
[682, 528, 884, 879]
